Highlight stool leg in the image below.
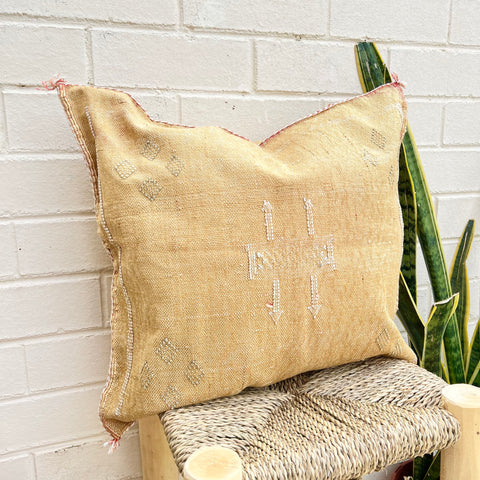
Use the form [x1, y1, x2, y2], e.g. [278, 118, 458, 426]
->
[440, 384, 480, 480]
[139, 415, 179, 480]
[183, 446, 242, 480]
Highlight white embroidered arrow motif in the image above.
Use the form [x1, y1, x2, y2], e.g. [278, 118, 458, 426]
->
[304, 198, 315, 236]
[262, 200, 274, 241]
[267, 279, 283, 324]
[308, 274, 321, 318]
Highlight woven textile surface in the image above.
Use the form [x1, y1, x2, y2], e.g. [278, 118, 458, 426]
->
[162, 357, 460, 480]
[58, 82, 416, 440]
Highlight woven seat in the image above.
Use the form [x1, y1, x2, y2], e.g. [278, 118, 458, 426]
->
[161, 357, 460, 480]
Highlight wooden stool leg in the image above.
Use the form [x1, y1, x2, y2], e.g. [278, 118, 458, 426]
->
[183, 446, 242, 480]
[139, 415, 179, 480]
[440, 384, 480, 480]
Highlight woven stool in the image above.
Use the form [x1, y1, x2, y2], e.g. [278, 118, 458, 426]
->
[141, 357, 462, 480]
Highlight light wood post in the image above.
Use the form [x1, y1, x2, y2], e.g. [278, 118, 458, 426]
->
[440, 383, 480, 480]
[183, 447, 242, 480]
[139, 415, 179, 480]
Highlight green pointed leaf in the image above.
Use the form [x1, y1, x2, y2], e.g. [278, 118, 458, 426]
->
[399, 115, 465, 383]
[354, 41, 465, 384]
[402, 126, 464, 384]
[399, 143, 417, 302]
[467, 320, 480, 386]
[355, 42, 392, 93]
[441, 362, 448, 383]
[422, 294, 459, 377]
[414, 453, 434, 480]
[397, 273, 424, 359]
[423, 452, 440, 480]
[469, 360, 480, 387]
[450, 220, 475, 363]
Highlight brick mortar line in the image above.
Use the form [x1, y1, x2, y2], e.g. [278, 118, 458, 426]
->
[4, 84, 480, 102]
[99, 273, 111, 330]
[11, 222, 20, 277]
[84, 28, 94, 85]
[0, 271, 101, 287]
[32, 451, 38, 480]
[6, 212, 96, 223]
[87, 25, 480, 51]
[21, 344, 31, 396]
[1, 429, 140, 460]
[326, 0, 332, 36]
[0, 327, 110, 347]
[0, 16, 479, 51]
[0, 90, 9, 151]
[0, 210, 96, 222]
[0, 327, 109, 348]
[3, 147, 82, 155]
[0, 267, 112, 284]
[1, 144, 479, 158]
[434, 192, 480, 199]
[0, 14, 178, 30]
[0, 152, 85, 160]
[177, 93, 183, 125]
[397, 143, 480, 151]
[177, 0, 185, 30]
[0, 381, 106, 407]
[428, 189, 480, 198]
[417, 146, 480, 152]
[441, 234, 480, 242]
[440, 103, 448, 147]
[447, 0, 454, 43]
[251, 39, 257, 93]
[437, 144, 480, 149]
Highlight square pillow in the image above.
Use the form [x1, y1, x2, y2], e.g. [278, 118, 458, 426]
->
[58, 81, 416, 440]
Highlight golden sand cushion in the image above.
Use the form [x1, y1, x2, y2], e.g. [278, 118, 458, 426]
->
[58, 81, 416, 440]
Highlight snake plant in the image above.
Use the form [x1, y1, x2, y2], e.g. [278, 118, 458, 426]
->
[355, 42, 480, 480]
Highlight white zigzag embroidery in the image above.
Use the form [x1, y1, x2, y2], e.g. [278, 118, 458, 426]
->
[304, 198, 315, 236]
[262, 200, 274, 241]
[266, 278, 283, 324]
[308, 274, 321, 318]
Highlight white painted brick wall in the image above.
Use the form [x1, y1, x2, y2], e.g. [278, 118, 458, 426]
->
[444, 101, 480, 144]
[15, 219, 110, 275]
[0, 277, 102, 339]
[330, 0, 450, 42]
[183, 0, 329, 35]
[91, 31, 252, 90]
[181, 94, 327, 141]
[0, 455, 35, 480]
[450, 0, 480, 45]
[0, 346, 28, 398]
[1, 0, 178, 25]
[4, 92, 82, 152]
[0, 223, 17, 279]
[0, 25, 88, 85]
[0, 2, 478, 479]
[0, 157, 93, 215]
[26, 333, 110, 392]
[256, 40, 359, 93]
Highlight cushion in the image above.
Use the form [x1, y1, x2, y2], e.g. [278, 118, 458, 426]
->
[58, 81, 416, 440]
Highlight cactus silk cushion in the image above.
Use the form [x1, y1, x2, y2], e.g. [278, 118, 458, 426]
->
[58, 81, 416, 441]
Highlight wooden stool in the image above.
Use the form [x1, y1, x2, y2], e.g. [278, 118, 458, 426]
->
[139, 357, 479, 479]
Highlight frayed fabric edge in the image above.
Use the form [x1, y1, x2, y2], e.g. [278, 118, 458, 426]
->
[38, 74, 66, 90]
[104, 437, 120, 455]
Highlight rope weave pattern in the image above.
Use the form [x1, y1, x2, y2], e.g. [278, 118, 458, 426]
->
[161, 357, 460, 480]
